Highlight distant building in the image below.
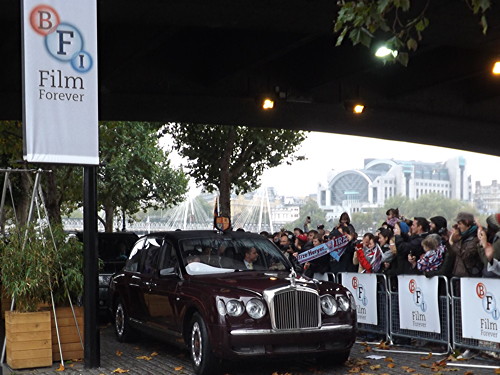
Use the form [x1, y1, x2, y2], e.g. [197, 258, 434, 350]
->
[474, 180, 500, 213]
[318, 157, 471, 220]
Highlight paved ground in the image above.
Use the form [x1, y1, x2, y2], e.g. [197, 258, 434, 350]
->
[4, 325, 500, 375]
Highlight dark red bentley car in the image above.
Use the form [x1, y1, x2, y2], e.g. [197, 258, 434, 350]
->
[108, 230, 357, 375]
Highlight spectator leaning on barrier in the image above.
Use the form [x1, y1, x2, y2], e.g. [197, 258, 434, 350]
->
[393, 217, 429, 274]
[424, 217, 455, 279]
[414, 234, 445, 273]
[478, 213, 500, 277]
[330, 227, 357, 274]
[353, 233, 382, 273]
[378, 227, 397, 274]
[304, 234, 330, 280]
[449, 212, 482, 277]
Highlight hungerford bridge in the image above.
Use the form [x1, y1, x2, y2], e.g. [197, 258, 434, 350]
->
[63, 188, 281, 234]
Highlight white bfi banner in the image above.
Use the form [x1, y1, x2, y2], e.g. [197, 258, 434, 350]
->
[341, 273, 378, 325]
[461, 278, 500, 343]
[398, 275, 440, 334]
[22, 0, 98, 164]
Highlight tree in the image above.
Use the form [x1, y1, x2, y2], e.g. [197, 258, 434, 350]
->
[98, 122, 188, 232]
[167, 124, 306, 219]
[287, 198, 327, 231]
[334, 0, 491, 65]
[351, 210, 376, 234]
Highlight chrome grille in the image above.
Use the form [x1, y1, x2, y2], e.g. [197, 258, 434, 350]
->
[266, 286, 320, 330]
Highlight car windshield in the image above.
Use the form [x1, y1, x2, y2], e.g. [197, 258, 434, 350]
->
[179, 236, 290, 275]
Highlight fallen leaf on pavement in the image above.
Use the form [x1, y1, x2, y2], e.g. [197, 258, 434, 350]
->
[387, 363, 395, 368]
[349, 367, 362, 373]
[420, 353, 432, 360]
[136, 355, 152, 360]
[56, 363, 65, 371]
[495, 369, 500, 374]
[370, 364, 381, 370]
[151, 351, 159, 356]
[420, 363, 431, 368]
[174, 366, 183, 371]
[112, 369, 130, 373]
[115, 350, 123, 357]
[377, 341, 390, 350]
[384, 357, 394, 362]
[464, 371, 474, 375]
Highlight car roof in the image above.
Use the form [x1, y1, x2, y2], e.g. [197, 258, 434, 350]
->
[143, 230, 265, 242]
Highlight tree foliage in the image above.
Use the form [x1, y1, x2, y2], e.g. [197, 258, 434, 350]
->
[167, 123, 306, 218]
[334, 0, 491, 66]
[98, 122, 188, 232]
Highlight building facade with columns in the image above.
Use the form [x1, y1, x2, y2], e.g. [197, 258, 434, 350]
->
[317, 157, 471, 220]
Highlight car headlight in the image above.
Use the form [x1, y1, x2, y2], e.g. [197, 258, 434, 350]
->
[216, 299, 227, 316]
[337, 295, 350, 311]
[245, 298, 267, 319]
[320, 294, 338, 316]
[226, 299, 244, 317]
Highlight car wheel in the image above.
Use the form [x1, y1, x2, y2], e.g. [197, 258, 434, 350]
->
[114, 298, 137, 342]
[190, 313, 217, 375]
[321, 350, 350, 366]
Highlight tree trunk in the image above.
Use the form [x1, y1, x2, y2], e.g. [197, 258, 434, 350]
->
[42, 168, 62, 226]
[219, 170, 231, 218]
[218, 127, 236, 219]
[104, 205, 114, 232]
[16, 172, 31, 225]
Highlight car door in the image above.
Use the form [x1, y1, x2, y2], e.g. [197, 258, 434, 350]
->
[121, 238, 150, 322]
[144, 240, 181, 334]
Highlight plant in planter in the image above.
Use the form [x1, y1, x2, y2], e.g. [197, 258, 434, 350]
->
[49, 226, 85, 362]
[0, 223, 56, 369]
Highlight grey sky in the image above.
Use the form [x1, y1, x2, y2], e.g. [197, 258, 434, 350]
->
[162, 131, 500, 198]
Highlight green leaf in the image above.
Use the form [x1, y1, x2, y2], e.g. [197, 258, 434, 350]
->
[407, 38, 418, 51]
[481, 15, 488, 34]
[415, 17, 429, 32]
[400, 0, 410, 11]
[396, 52, 409, 66]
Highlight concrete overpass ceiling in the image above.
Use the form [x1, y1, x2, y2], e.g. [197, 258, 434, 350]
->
[2, 0, 500, 155]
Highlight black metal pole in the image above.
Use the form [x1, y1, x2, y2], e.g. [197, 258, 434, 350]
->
[83, 165, 100, 367]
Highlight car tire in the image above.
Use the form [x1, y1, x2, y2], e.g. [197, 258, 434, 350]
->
[321, 350, 350, 366]
[114, 298, 137, 342]
[189, 313, 217, 375]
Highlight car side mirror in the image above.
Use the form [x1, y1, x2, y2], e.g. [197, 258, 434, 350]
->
[159, 267, 176, 276]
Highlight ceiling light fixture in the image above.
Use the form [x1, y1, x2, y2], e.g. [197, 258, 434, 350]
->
[353, 104, 365, 114]
[492, 61, 500, 75]
[262, 98, 275, 110]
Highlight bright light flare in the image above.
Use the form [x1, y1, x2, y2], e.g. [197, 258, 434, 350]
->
[353, 104, 365, 114]
[493, 62, 500, 75]
[262, 98, 274, 110]
[375, 46, 398, 58]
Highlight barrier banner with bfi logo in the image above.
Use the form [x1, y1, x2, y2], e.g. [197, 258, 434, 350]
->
[341, 273, 378, 325]
[22, 0, 98, 165]
[461, 278, 500, 343]
[398, 275, 441, 334]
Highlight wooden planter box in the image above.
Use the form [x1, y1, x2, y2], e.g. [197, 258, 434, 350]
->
[5, 310, 52, 369]
[51, 306, 84, 361]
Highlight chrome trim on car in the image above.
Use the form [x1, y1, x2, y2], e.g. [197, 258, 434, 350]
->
[263, 285, 321, 330]
[230, 324, 353, 336]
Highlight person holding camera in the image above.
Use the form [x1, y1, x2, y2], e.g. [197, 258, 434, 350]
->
[449, 212, 481, 277]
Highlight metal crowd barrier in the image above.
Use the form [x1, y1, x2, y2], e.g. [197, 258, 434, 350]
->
[336, 272, 390, 343]
[450, 277, 500, 356]
[387, 275, 451, 355]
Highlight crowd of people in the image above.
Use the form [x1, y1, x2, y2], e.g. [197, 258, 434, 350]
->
[259, 209, 500, 281]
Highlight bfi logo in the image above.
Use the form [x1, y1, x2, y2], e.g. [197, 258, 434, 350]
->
[476, 282, 500, 321]
[29, 4, 93, 73]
